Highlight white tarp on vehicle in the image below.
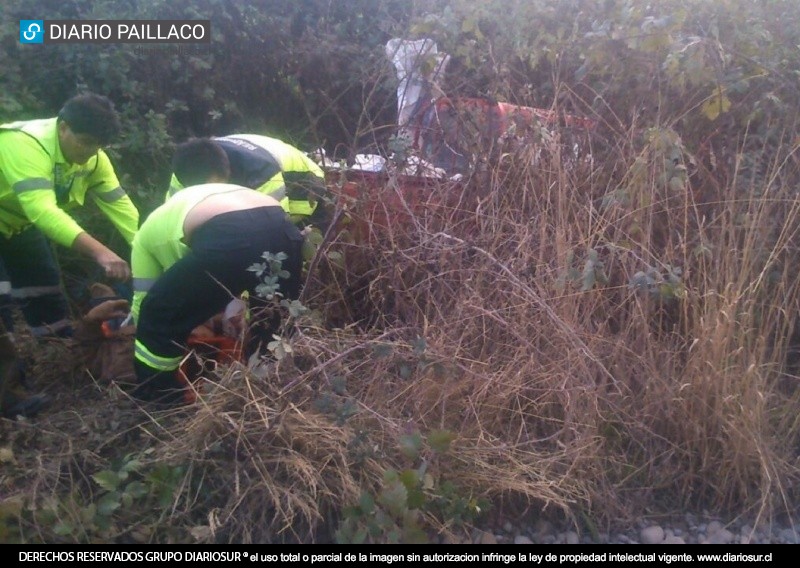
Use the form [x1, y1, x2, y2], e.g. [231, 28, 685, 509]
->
[385, 38, 450, 142]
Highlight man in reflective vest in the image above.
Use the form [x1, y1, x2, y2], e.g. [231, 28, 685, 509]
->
[166, 134, 330, 229]
[0, 93, 139, 339]
[132, 140, 303, 404]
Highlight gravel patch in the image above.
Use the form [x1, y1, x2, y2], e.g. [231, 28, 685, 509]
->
[459, 511, 799, 544]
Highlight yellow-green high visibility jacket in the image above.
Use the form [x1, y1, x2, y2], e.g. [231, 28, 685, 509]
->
[134, 183, 258, 373]
[0, 118, 139, 247]
[166, 134, 326, 220]
[132, 183, 250, 323]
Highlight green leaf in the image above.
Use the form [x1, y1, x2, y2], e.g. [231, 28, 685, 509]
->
[53, 521, 75, 537]
[383, 468, 399, 484]
[581, 260, 597, 291]
[336, 399, 359, 425]
[92, 470, 121, 492]
[93, 511, 114, 532]
[352, 526, 368, 544]
[693, 243, 713, 259]
[367, 516, 384, 538]
[125, 481, 148, 500]
[461, 17, 483, 39]
[0, 496, 23, 520]
[331, 375, 347, 396]
[406, 488, 426, 510]
[402, 511, 429, 543]
[403, 523, 429, 544]
[668, 176, 686, 192]
[285, 300, 309, 318]
[81, 503, 97, 524]
[399, 432, 423, 460]
[313, 393, 335, 414]
[120, 459, 141, 473]
[359, 492, 375, 515]
[379, 481, 408, 518]
[399, 468, 420, 491]
[386, 527, 402, 544]
[306, 229, 324, 246]
[96, 493, 121, 516]
[154, 489, 177, 510]
[640, 31, 671, 53]
[302, 239, 318, 261]
[326, 250, 344, 268]
[702, 87, 731, 120]
[371, 344, 393, 359]
[428, 429, 456, 454]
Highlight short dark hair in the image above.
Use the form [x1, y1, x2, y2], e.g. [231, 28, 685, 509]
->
[172, 138, 231, 187]
[57, 93, 120, 145]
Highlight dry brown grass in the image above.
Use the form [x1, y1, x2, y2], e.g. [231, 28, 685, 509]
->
[297, 122, 800, 534]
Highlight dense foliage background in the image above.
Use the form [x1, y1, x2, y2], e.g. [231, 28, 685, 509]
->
[3, 0, 796, 209]
[3, 0, 800, 544]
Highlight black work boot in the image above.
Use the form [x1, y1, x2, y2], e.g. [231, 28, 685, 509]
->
[133, 360, 192, 407]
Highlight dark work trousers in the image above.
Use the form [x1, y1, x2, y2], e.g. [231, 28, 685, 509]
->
[0, 226, 71, 337]
[134, 206, 303, 400]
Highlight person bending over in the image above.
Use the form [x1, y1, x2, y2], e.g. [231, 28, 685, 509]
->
[131, 141, 303, 404]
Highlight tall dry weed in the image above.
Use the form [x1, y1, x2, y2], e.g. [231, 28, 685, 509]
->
[298, 112, 800, 534]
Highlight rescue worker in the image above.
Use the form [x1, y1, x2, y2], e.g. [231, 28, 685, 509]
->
[0, 93, 139, 339]
[166, 134, 330, 229]
[132, 140, 303, 404]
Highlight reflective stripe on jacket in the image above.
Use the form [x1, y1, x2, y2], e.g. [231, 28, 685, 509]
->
[166, 134, 325, 219]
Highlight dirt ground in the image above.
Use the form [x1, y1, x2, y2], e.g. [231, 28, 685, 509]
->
[1, 330, 187, 534]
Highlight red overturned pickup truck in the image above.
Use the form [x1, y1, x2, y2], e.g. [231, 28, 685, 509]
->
[321, 38, 595, 243]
